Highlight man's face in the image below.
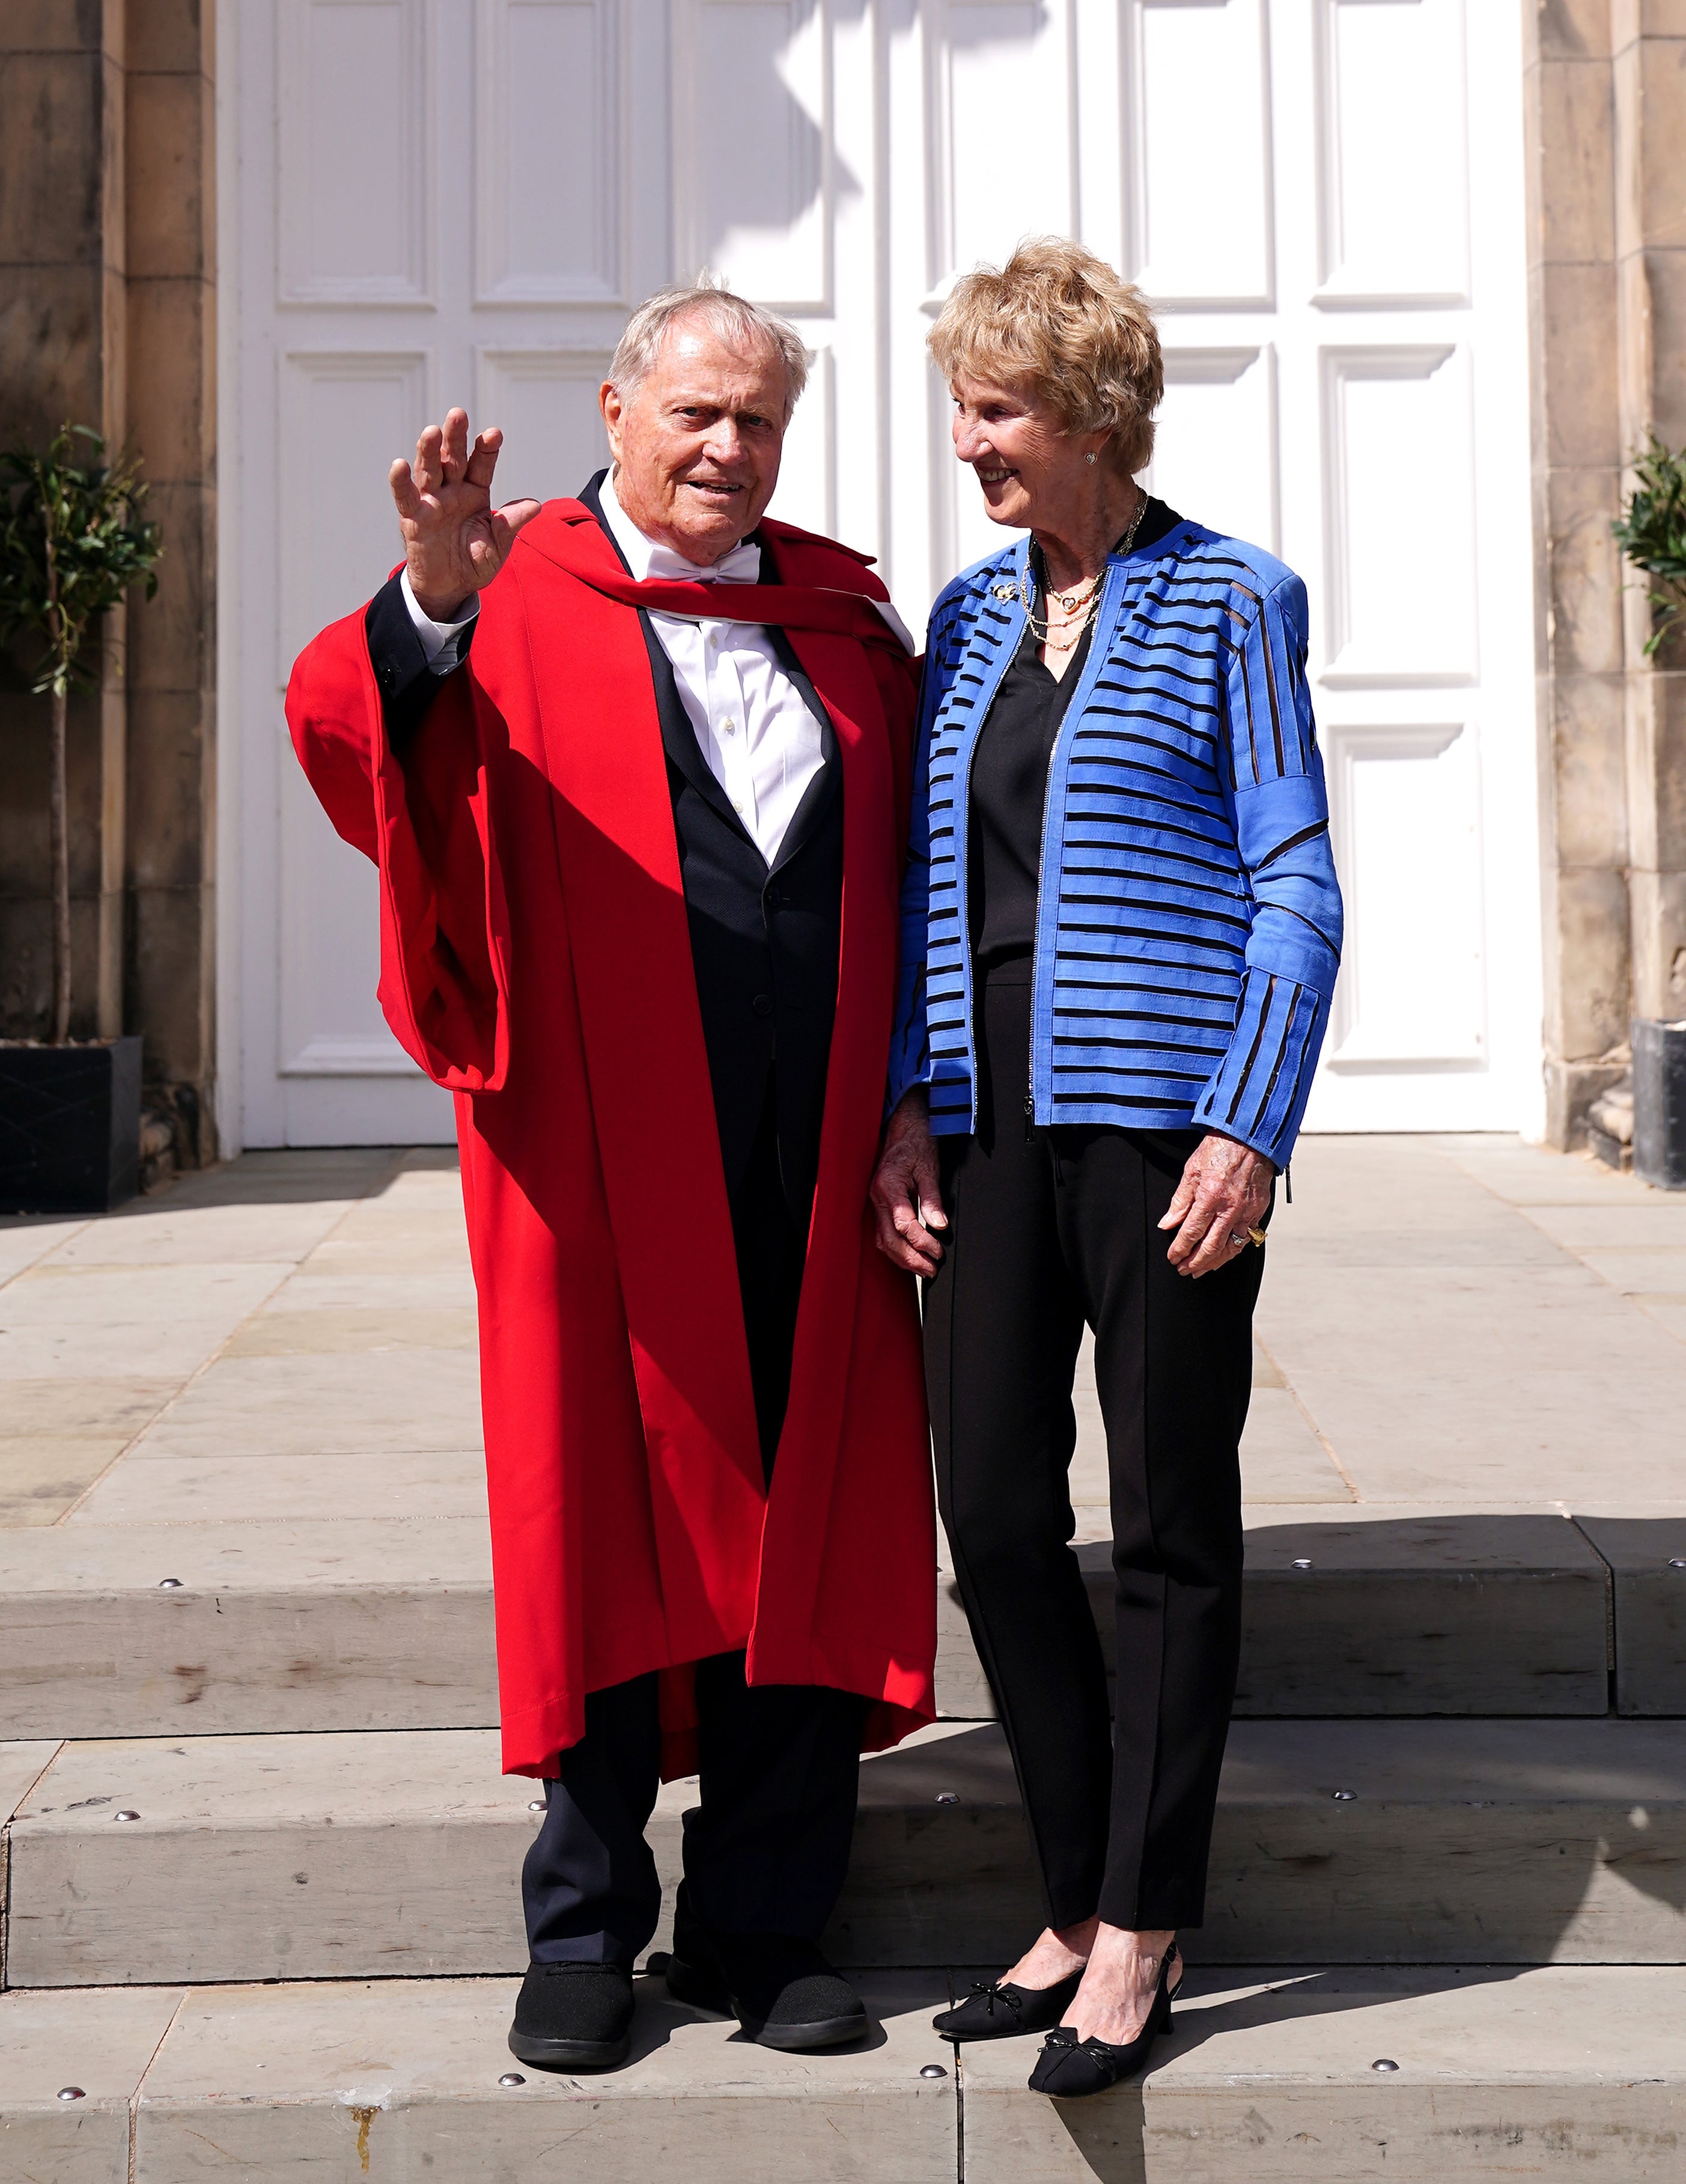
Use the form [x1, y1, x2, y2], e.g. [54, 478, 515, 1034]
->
[601, 317, 790, 566]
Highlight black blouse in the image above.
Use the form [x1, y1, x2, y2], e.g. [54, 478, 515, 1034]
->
[967, 498, 1180, 968]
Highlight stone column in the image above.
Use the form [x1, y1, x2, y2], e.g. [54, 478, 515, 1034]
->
[0, 0, 130, 1046]
[0, 0, 217, 1167]
[123, 1, 217, 1164]
[1524, 0, 1631, 1144]
[1615, 2, 1686, 1031]
[1527, 0, 1686, 1148]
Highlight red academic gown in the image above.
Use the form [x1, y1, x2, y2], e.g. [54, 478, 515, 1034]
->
[286, 502, 937, 1780]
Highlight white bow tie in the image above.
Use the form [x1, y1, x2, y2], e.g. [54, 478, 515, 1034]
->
[645, 537, 762, 587]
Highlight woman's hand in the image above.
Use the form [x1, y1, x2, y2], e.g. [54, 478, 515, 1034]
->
[1158, 1132, 1273, 1278]
[870, 1090, 948, 1275]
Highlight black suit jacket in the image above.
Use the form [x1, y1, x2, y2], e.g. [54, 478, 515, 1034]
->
[365, 479, 844, 1230]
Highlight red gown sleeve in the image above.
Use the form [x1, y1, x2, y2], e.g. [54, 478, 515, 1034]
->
[285, 606, 511, 1092]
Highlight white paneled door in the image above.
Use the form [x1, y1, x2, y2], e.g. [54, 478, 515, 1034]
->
[222, 0, 1539, 1148]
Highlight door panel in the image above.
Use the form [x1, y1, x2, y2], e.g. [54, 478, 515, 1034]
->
[227, 0, 1538, 1144]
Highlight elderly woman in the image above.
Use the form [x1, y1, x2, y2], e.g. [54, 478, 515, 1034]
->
[870, 239, 1342, 2099]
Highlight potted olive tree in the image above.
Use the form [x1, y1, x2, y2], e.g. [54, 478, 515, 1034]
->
[0, 425, 161, 1212]
[1612, 435, 1686, 1189]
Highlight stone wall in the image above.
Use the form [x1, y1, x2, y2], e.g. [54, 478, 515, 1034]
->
[0, 0, 216, 1167]
[1526, 0, 1686, 1145]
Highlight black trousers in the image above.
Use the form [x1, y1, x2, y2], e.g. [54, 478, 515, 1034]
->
[922, 965, 1264, 1932]
[522, 1073, 867, 1966]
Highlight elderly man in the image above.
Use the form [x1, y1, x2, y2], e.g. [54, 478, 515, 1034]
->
[287, 283, 935, 2071]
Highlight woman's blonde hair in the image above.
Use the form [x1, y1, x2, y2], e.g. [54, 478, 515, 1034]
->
[929, 237, 1163, 474]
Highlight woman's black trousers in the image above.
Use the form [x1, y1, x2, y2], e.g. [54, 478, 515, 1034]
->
[922, 963, 1264, 1932]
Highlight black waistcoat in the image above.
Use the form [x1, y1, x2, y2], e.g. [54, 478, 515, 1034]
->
[577, 474, 843, 1230]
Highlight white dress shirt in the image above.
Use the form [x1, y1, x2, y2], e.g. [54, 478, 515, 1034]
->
[401, 471, 824, 868]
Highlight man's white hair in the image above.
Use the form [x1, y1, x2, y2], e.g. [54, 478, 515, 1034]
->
[607, 275, 808, 422]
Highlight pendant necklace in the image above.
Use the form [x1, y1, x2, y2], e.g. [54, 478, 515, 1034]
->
[1022, 486, 1152, 650]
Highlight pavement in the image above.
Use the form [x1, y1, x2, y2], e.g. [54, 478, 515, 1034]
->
[4, 1132, 1686, 2182]
[3, 1130, 1680, 1537]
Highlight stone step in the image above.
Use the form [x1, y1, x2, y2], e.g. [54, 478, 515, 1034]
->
[8, 1718, 1684, 1989]
[942, 1510, 1618, 1719]
[3, 1507, 1651, 1745]
[4, 1965, 1684, 2182]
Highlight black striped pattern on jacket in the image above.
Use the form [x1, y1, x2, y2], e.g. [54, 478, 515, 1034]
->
[887, 520, 1343, 1166]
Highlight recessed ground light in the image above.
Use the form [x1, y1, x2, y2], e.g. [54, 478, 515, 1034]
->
[114, 1810, 140, 1822]
[1372, 2058, 1399, 2073]
[528, 1800, 545, 1812]
[935, 1792, 960, 1805]
[56, 2087, 85, 2102]
[1291, 1558, 1312, 1570]
[158, 1578, 184, 1589]
[1332, 1789, 1357, 1802]
[920, 2063, 948, 2079]
[498, 2073, 525, 2088]
[1670, 1558, 1686, 1570]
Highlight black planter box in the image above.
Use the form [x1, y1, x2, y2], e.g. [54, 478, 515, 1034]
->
[1633, 1017, 1686, 1192]
[0, 1036, 143, 1214]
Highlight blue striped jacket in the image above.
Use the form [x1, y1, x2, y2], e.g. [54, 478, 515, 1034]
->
[886, 518, 1344, 1167]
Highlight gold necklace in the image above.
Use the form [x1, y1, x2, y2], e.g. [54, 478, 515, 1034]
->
[1021, 487, 1152, 639]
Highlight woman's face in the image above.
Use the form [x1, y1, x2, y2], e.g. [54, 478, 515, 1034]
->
[949, 371, 1096, 532]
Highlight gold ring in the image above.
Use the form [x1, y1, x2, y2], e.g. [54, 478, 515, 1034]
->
[1247, 1225, 1267, 1248]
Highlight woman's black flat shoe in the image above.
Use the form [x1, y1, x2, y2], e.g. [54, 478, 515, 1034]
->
[932, 1966, 1083, 2043]
[1026, 1945, 1180, 2099]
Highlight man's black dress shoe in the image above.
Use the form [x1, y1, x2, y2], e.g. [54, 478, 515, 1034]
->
[508, 1962, 635, 2070]
[1026, 1944, 1180, 2099]
[665, 1917, 869, 2050]
[931, 1966, 1083, 2043]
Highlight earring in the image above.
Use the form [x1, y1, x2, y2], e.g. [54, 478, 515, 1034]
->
[1085, 451, 1097, 465]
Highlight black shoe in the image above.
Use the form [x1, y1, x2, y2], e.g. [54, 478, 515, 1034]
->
[508, 1962, 635, 2070]
[932, 1966, 1083, 2043]
[1026, 1944, 1180, 2099]
[666, 1917, 869, 2051]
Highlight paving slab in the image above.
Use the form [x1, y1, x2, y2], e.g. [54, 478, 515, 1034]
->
[1256, 1262, 1686, 1504]
[0, 1215, 90, 1285]
[0, 1438, 132, 1528]
[0, 1379, 180, 1527]
[0, 1985, 184, 2184]
[260, 1267, 479, 1311]
[129, 1347, 484, 1459]
[1439, 1136, 1666, 1207]
[1235, 1507, 1611, 1714]
[130, 1972, 955, 2183]
[7, 1730, 534, 1987]
[13, 1718, 1684, 1988]
[71, 1447, 488, 1525]
[1575, 1514, 1686, 1716]
[0, 1521, 496, 1740]
[961, 1963, 1686, 2182]
[1520, 1203, 1686, 1250]
[1634, 1297, 1686, 1346]
[1235, 1388, 1354, 1504]
[222, 1305, 478, 1356]
[44, 1196, 371, 1269]
[0, 1262, 291, 1331]
[837, 1719, 1686, 1971]
[0, 1738, 61, 1987]
[0, 1319, 251, 1383]
[939, 1510, 1609, 1719]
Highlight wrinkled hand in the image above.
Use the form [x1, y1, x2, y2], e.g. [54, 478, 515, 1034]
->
[389, 407, 542, 620]
[869, 1090, 948, 1276]
[1159, 1132, 1273, 1278]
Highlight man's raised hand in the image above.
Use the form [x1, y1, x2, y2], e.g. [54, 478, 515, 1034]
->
[389, 408, 543, 620]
